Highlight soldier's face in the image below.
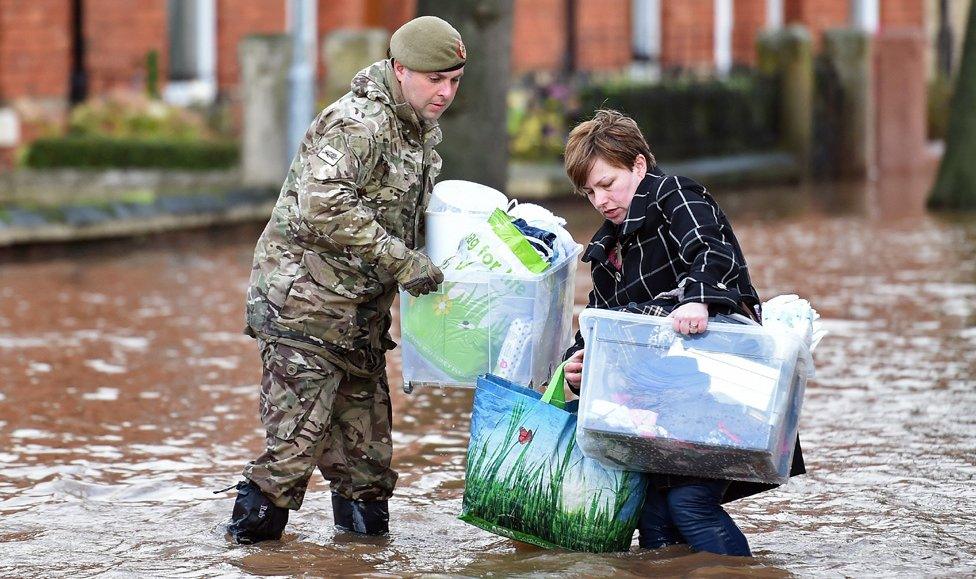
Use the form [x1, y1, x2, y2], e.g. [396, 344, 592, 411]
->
[394, 61, 464, 121]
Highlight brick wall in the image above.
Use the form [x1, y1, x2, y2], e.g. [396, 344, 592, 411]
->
[576, 0, 632, 71]
[83, 0, 167, 95]
[661, 0, 715, 69]
[0, 0, 71, 99]
[319, 0, 366, 40]
[881, 0, 926, 28]
[318, 0, 414, 34]
[512, 0, 566, 73]
[216, 1, 285, 91]
[0, 0, 936, 139]
[370, 0, 414, 32]
[733, 0, 767, 66]
[0, 0, 935, 102]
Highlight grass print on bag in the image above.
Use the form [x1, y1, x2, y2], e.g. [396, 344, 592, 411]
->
[460, 364, 647, 552]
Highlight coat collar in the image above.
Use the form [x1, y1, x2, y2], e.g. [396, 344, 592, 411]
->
[582, 171, 665, 264]
[382, 61, 424, 133]
[620, 171, 667, 236]
[351, 59, 441, 145]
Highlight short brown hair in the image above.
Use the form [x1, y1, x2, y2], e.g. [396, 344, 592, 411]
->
[564, 109, 655, 195]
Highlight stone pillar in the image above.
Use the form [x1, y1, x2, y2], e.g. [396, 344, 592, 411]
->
[240, 35, 291, 188]
[758, 25, 814, 174]
[874, 29, 927, 173]
[322, 28, 389, 107]
[823, 28, 875, 179]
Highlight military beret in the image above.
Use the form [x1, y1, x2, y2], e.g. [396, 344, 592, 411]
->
[390, 16, 466, 73]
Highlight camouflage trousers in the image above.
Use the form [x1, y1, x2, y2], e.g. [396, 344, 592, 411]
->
[242, 340, 397, 510]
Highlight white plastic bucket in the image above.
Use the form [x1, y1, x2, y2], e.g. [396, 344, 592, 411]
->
[425, 180, 508, 267]
[428, 180, 508, 213]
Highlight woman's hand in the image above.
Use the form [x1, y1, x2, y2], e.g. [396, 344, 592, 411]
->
[564, 349, 585, 391]
[669, 302, 709, 335]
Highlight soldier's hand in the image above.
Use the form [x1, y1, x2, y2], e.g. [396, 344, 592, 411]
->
[376, 238, 444, 296]
[393, 249, 444, 297]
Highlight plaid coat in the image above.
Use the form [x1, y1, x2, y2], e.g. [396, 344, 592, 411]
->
[566, 171, 761, 359]
[566, 171, 804, 501]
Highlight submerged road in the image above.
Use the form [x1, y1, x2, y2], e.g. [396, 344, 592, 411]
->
[1, 175, 974, 576]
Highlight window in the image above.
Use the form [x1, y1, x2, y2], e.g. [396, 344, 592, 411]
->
[632, 0, 661, 62]
[631, 0, 661, 79]
[766, 0, 783, 29]
[164, 0, 217, 105]
[715, 0, 733, 76]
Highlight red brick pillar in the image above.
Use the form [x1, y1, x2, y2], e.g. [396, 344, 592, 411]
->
[660, 0, 715, 71]
[218, 1, 286, 92]
[83, 0, 167, 95]
[576, 0, 632, 71]
[512, 0, 567, 74]
[733, 0, 768, 67]
[874, 29, 927, 172]
[0, 0, 72, 101]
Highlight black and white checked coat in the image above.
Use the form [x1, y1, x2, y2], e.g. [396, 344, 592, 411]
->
[565, 171, 761, 359]
[565, 172, 805, 500]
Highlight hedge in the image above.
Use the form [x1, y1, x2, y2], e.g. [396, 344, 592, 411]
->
[25, 137, 240, 170]
[576, 73, 781, 161]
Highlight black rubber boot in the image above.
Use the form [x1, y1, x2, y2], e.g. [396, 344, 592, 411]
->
[331, 492, 389, 535]
[227, 480, 289, 544]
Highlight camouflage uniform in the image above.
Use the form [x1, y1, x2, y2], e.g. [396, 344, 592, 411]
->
[242, 59, 442, 510]
[243, 341, 395, 509]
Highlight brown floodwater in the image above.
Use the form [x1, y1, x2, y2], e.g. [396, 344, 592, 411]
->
[1, 172, 974, 577]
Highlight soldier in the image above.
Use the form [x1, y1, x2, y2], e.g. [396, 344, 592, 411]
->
[225, 16, 465, 544]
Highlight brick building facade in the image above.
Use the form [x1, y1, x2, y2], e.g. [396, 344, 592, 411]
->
[0, 1, 71, 102]
[0, 0, 953, 157]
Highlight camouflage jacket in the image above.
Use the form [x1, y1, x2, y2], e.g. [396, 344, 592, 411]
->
[245, 59, 443, 376]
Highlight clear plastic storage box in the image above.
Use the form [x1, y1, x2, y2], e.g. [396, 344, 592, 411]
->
[576, 309, 811, 484]
[399, 245, 582, 392]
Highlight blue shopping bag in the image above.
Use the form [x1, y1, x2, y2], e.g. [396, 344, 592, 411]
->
[460, 363, 647, 552]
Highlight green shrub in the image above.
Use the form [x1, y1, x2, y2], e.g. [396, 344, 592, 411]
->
[146, 50, 161, 99]
[576, 72, 781, 161]
[68, 93, 211, 140]
[508, 83, 573, 162]
[25, 137, 239, 170]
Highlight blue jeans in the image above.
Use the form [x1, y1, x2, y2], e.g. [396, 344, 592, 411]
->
[638, 479, 752, 556]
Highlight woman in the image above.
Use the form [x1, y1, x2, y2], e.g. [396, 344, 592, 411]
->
[561, 110, 804, 556]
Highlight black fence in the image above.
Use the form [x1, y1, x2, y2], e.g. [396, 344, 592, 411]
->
[576, 71, 782, 161]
